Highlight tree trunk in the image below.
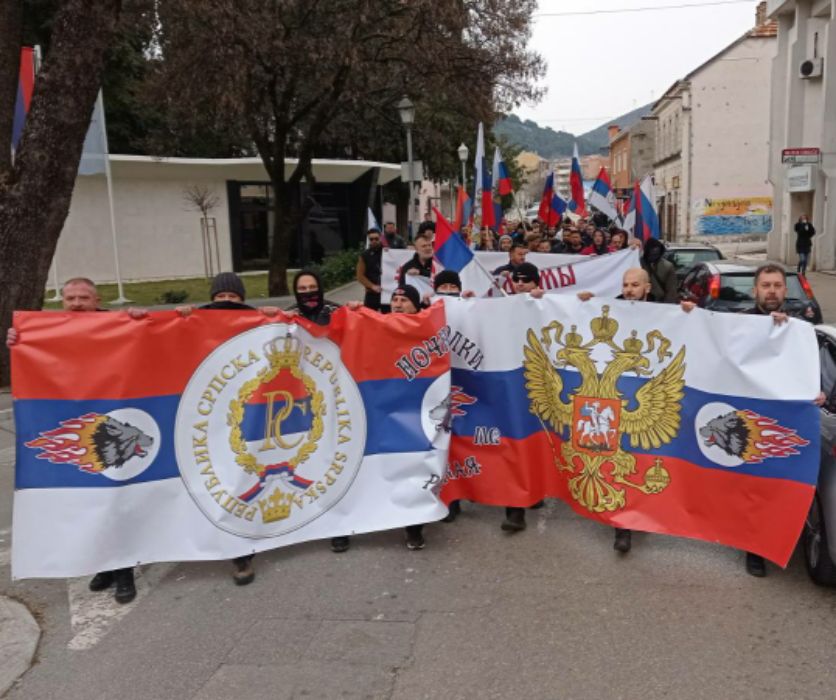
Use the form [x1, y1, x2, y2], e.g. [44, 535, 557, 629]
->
[0, 0, 123, 386]
[267, 178, 293, 296]
[0, 1, 24, 177]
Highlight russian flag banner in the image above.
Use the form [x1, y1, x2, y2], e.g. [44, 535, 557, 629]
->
[568, 143, 586, 216]
[441, 296, 820, 566]
[11, 308, 451, 578]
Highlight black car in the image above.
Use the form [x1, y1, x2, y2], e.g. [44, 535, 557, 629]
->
[680, 261, 823, 323]
[663, 243, 724, 281]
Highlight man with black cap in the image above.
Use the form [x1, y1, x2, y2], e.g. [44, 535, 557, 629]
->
[356, 228, 384, 312]
[177, 272, 279, 585]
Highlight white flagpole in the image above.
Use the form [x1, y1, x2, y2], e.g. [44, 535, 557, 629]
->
[97, 91, 130, 305]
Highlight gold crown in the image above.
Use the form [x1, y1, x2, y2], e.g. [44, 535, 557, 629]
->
[258, 486, 294, 523]
[591, 307, 618, 343]
[263, 334, 303, 368]
[565, 325, 583, 348]
[623, 331, 643, 354]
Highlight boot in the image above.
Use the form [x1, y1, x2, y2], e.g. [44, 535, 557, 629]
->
[405, 525, 425, 550]
[232, 554, 255, 586]
[331, 536, 351, 553]
[501, 507, 527, 532]
[745, 552, 766, 577]
[113, 568, 136, 604]
[88, 570, 115, 592]
[441, 500, 462, 523]
[613, 528, 632, 553]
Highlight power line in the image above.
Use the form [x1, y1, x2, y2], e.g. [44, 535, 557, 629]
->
[535, 0, 752, 18]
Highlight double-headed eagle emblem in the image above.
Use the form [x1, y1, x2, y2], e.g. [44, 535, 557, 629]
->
[523, 306, 686, 513]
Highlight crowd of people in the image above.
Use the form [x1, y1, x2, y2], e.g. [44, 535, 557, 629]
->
[4, 212, 823, 604]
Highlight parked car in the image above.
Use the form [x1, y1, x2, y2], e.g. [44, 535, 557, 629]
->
[804, 325, 836, 586]
[663, 243, 724, 281]
[680, 261, 822, 323]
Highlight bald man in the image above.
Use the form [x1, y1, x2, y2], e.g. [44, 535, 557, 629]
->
[578, 268, 693, 553]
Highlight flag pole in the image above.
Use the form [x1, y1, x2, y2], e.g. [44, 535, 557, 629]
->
[98, 91, 130, 305]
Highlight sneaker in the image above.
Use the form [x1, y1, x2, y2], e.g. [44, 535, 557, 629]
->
[88, 570, 115, 592]
[613, 528, 632, 553]
[405, 526, 425, 550]
[501, 507, 527, 532]
[441, 500, 462, 523]
[232, 555, 255, 586]
[113, 568, 136, 604]
[331, 536, 351, 553]
[745, 552, 766, 578]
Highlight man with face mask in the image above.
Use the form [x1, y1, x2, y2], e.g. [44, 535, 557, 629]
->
[357, 228, 384, 311]
[641, 239, 678, 303]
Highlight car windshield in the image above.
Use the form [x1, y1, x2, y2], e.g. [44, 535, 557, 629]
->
[718, 272, 808, 302]
[666, 249, 721, 270]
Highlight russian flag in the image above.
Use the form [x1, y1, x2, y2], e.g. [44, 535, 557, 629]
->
[480, 160, 495, 228]
[588, 167, 618, 222]
[568, 143, 586, 216]
[495, 148, 513, 196]
[623, 176, 661, 241]
[11, 47, 35, 156]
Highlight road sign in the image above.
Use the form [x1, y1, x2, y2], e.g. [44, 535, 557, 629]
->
[782, 148, 820, 164]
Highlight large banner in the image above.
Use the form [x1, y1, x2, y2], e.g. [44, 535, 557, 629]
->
[382, 249, 639, 303]
[440, 295, 820, 566]
[11, 308, 451, 578]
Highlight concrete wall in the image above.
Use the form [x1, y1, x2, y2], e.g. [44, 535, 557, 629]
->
[768, 0, 836, 270]
[689, 36, 776, 237]
[54, 164, 234, 285]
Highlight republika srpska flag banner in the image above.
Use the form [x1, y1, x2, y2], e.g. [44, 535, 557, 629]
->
[11, 308, 451, 578]
[440, 296, 820, 566]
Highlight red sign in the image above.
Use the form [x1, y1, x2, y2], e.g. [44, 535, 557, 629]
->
[782, 148, 821, 164]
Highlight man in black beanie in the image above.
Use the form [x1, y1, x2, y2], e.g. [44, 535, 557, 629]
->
[390, 285, 423, 314]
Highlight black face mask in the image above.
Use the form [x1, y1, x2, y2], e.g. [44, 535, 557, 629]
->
[435, 291, 461, 298]
[296, 290, 323, 317]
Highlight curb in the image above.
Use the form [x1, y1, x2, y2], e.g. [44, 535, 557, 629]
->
[0, 596, 40, 696]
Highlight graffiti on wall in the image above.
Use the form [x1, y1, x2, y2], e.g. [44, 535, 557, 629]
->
[694, 197, 773, 235]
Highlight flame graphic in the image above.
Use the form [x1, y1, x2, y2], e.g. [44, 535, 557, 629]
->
[25, 412, 108, 472]
[738, 409, 809, 464]
[449, 385, 477, 417]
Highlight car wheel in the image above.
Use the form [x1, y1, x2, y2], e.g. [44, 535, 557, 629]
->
[803, 494, 836, 586]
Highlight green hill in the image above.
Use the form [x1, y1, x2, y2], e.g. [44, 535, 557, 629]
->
[495, 103, 654, 159]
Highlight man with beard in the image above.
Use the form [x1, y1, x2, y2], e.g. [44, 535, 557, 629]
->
[383, 221, 407, 250]
[493, 242, 527, 277]
[7, 277, 148, 604]
[356, 228, 384, 311]
[742, 264, 824, 576]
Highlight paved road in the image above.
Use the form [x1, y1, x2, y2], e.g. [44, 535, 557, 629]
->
[3, 267, 836, 699]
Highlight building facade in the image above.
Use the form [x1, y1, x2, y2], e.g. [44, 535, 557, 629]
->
[767, 0, 836, 270]
[653, 4, 777, 241]
[54, 156, 400, 284]
[609, 119, 658, 206]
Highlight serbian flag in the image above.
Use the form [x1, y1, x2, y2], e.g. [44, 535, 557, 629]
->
[588, 167, 618, 222]
[453, 186, 471, 234]
[433, 207, 473, 272]
[623, 176, 661, 241]
[441, 295, 820, 567]
[11, 308, 451, 578]
[568, 143, 586, 216]
[481, 160, 495, 228]
[11, 47, 36, 156]
[538, 173, 567, 227]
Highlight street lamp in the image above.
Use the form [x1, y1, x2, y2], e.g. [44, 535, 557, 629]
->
[397, 96, 418, 238]
[457, 142, 468, 189]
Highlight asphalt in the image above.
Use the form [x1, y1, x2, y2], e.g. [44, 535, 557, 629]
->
[4, 256, 836, 699]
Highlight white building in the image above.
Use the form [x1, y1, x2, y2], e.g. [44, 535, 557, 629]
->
[767, 0, 836, 270]
[653, 4, 777, 240]
[53, 156, 400, 284]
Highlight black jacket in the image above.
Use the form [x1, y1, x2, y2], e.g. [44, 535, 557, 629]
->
[398, 255, 433, 288]
[745, 304, 814, 325]
[795, 222, 816, 254]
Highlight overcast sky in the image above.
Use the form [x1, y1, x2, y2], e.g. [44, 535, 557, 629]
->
[515, 0, 761, 134]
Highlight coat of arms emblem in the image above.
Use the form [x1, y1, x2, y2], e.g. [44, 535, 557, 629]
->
[523, 306, 686, 513]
